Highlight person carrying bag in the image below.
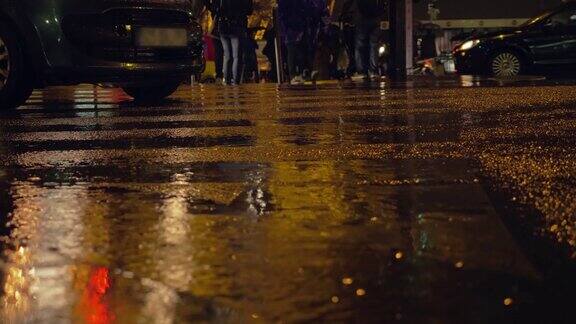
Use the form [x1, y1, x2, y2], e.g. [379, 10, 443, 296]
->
[213, 0, 254, 85]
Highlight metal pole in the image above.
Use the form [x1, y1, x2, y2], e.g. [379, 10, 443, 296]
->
[389, 0, 407, 81]
[273, 7, 285, 84]
[405, 0, 414, 75]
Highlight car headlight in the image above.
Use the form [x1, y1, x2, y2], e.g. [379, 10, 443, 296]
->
[459, 39, 481, 51]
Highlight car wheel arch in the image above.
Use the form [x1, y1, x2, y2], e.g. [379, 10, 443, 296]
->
[492, 45, 533, 65]
[0, 16, 34, 108]
[486, 46, 532, 75]
[0, 10, 43, 86]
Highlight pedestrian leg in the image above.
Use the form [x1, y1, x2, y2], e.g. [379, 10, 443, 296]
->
[286, 42, 298, 80]
[344, 25, 356, 77]
[221, 36, 232, 84]
[368, 23, 381, 77]
[214, 37, 224, 80]
[230, 36, 241, 85]
[302, 33, 317, 81]
[354, 24, 369, 77]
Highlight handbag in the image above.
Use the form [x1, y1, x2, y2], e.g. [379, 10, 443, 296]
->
[217, 15, 233, 35]
[215, 0, 233, 35]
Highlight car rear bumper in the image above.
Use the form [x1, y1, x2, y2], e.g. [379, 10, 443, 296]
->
[60, 8, 202, 63]
[44, 60, 204, 86]
[21, 2, 204, 86]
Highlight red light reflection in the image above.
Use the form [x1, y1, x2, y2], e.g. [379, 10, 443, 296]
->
[80, 267, 114, 324]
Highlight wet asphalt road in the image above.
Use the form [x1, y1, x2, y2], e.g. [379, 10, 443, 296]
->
[1, 80, 576, 323]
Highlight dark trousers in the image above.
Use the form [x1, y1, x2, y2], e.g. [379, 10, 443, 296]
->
[355, 21, 380, 75]
[243, 46, 260, 83]
[343, 25, 357, 76]
[286, 34, 315, 79]
[214, 37, 224, 79]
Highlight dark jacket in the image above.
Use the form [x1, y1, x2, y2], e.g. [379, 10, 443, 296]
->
[278, 0, 329, 43]
[341, 0, 386, 25]
[190, 0, 205, 17]
[212, 0, 254, 36]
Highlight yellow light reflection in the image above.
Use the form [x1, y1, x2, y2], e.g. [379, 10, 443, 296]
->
[1, 246, 34, 322]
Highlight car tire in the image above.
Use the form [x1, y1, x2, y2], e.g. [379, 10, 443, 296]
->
[0, 21, 33, 110]
[122, 82, 181, 103]
[488, 50, 524, 77]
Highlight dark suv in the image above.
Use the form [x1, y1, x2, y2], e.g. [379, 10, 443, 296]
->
[0, 0, 203, 109]
[453, 1, 576, 76]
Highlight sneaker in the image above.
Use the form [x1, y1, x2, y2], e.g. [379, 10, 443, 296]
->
[351, 73, 369, 81]
[369, 72, 381, 81]
[310, 70, 319, 83]
[290, 76, 305, 85]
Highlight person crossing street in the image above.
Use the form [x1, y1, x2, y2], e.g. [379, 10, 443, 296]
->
[341, 0, 386, 81]
[278, 0, 330, 85]
[212, 0, 254, 85]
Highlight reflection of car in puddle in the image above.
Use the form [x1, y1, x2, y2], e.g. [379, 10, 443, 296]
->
[457, 75, 547, 87]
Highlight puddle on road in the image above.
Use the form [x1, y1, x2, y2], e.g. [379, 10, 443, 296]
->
[0, 158, 537, 323]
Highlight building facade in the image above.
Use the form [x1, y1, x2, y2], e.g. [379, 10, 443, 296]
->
[414, 0, 564, 20]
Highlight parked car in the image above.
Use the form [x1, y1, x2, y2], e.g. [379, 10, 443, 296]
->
[0, 0, 204, 109]
[453, 1, 576, 77]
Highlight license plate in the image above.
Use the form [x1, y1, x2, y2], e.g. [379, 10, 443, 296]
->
[136, 27, 188, 47]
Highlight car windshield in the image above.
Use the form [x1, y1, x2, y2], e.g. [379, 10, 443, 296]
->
[521, 9, 554, 27]
[521, 3, 576, 27]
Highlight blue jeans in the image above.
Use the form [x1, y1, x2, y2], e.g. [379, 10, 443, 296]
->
[355, 21, 380, 75]
[220, 35, 241, 84]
